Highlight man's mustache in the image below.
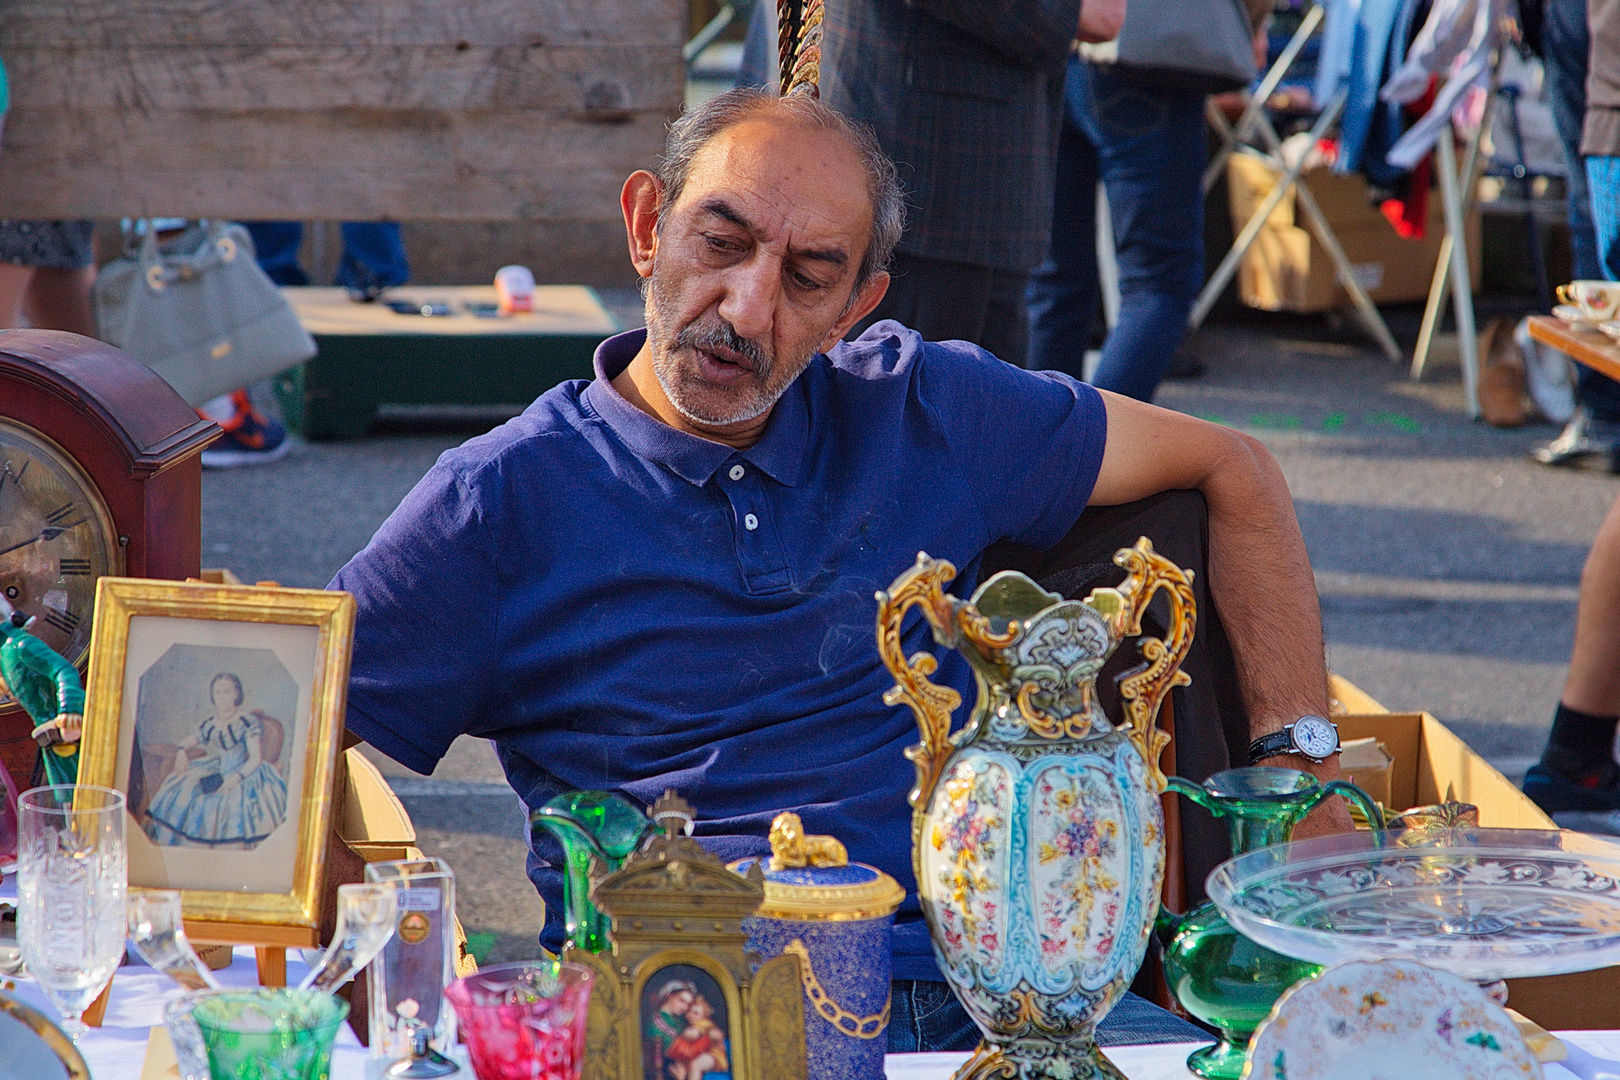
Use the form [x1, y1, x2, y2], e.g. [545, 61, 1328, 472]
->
[677, 319, 771, 374]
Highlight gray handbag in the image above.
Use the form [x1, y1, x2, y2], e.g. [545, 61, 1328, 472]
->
[95, 221, 316, 406]
[1106, 0, 1258, 94]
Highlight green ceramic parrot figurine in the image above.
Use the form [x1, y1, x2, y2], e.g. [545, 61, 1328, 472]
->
[0, 595, 84, 787]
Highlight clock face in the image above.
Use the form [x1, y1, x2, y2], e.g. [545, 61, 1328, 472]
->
[1292, 715, 1339, 760]
[0, 418, 121, 680]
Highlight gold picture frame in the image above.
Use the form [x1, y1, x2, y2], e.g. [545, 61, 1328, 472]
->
[78, 577, 355, 949]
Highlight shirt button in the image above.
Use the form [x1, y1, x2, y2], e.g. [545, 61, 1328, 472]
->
[744, 513, 759, 531]
[729, 465, 745, 481]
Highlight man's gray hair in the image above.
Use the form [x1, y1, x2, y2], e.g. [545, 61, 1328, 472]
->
[656, 88, 904, 294]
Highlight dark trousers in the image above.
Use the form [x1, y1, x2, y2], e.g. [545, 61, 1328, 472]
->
[1026, 59, 1207, 403]
[1543, 0, 1620, 422]
[888, 981, 1204, 1053]
[242, 222, 411, 292]
[857, 251, 1031, 367]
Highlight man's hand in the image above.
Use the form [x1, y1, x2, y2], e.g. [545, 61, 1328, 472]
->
[1079, 0, 1126, 43]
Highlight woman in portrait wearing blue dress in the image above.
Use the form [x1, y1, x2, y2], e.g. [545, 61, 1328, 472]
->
[143, 672, 289, 848]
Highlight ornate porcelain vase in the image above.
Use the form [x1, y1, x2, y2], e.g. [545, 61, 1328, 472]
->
[876, 539, 1195, 1080]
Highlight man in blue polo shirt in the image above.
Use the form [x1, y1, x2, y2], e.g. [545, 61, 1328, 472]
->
[333, 88, 1345, 1051]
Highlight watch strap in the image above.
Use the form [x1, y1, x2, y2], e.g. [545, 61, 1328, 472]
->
[1248, 729, 1293, 764]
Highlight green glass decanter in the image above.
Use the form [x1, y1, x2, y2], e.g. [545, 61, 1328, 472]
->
[1156, 766, 1383, 1080]
[529, 791, 656, 953]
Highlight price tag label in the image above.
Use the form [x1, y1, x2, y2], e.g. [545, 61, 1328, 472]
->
[398, 887, 441, 913]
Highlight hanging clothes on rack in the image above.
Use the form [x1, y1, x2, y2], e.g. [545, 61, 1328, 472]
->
[1381, 0, 1509, 168]
[1315, 0, 1427, 188]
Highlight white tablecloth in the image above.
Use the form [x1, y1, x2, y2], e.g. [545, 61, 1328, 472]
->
[11, 949, 1616, 1080]
[3, 866, 1618, 1080]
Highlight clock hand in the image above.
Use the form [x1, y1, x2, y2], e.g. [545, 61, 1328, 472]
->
[0, 524, 77, 559]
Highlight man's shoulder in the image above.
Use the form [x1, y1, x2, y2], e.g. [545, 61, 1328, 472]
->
[824, 319, 999, 379]
[431, 380, 596, 485]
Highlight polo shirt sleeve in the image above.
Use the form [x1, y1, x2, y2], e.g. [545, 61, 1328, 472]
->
[916, 340, 1107, 550]
[330, 461, 499, 775]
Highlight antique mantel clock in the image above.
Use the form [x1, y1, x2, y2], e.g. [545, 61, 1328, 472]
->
[0, 330, 217, 783]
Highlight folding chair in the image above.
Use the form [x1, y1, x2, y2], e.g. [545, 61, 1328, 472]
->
[1192, 3, 1404, 362]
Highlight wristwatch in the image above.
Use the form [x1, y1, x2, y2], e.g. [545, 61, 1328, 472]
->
[1248, 715, 1341, 765]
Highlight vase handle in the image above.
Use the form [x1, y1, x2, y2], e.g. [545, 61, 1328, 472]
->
[876, 553, 966, 824]
[1164, 775, 1222, 818]
[1097, 537, 1197, 794]
[1313, 779, 1385, 830]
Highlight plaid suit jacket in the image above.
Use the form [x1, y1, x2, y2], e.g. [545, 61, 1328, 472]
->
[822, 0, 1081, 272]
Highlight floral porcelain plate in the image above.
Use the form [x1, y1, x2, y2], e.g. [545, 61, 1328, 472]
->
[1244, 959, 1541, 1080]
[1209, 828, 1620, 982]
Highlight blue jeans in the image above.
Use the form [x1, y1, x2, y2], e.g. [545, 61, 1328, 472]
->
[1589, 157, 1620, 283]
[1543, 0, 1620, 422]
[1026, 59, 1206, 402]
[887, 981, 1205, 1053]
[242, 222, 410, 291]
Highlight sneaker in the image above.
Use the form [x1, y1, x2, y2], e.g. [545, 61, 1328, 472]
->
[1529, 408, 1619, 470]
[200, 390, 291, 468]
[1522, 756, 1620, 815]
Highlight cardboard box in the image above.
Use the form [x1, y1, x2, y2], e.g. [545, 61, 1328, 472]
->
[1327, 679, 1618, 1029]
[1335, 712, 1552, 831]
[1226, 154, 1482, 312]
[1338, 736, 1393, 809]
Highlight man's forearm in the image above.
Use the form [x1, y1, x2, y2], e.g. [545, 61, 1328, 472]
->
[1199, 432, 1335, 777]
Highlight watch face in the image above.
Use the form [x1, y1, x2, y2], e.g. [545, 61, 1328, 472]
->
[1292, 715, 1339, 760]
[0, 418, 120, 682]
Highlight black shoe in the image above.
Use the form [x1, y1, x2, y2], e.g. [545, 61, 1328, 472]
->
[1523, 752, 1620, 814]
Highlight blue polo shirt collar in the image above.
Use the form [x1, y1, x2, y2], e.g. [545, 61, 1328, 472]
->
[583, 328, 807, 488]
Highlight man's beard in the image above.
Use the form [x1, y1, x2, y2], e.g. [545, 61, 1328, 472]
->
[643, 263, 812, 428]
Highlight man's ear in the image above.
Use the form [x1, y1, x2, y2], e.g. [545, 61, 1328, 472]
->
[622, 170, 663, 279]
[819, 270, 891, 352]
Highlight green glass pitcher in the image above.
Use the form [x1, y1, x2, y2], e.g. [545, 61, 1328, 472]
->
[1156, 766, 1384, 1080]
[529, 791, 656, 953]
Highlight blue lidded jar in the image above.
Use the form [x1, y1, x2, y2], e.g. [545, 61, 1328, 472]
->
[731, 814, 905, 1080]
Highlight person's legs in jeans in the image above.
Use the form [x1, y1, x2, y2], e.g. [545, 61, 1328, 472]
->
[1086, 66, 1206, 403]
[1535, 0, 1620, 460]
[243, 222, 310, 286]
[1027, 54, 1104, 381]
[336, 222, 410, 294]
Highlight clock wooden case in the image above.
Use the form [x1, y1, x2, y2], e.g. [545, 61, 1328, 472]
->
[0, 330, 218, 785]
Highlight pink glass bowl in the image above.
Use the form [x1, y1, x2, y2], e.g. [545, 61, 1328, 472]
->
[445, 960, 593, 1080]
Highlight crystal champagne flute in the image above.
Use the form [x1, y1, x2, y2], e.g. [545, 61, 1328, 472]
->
[298, 882, 398, 993]
[128, 889, 220, 991]
[17, 785, 128, 1041]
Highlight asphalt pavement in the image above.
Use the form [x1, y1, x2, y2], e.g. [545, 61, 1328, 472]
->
[203, 293, 1619, 961]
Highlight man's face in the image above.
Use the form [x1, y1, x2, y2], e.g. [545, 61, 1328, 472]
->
[641, 118, 877, 429]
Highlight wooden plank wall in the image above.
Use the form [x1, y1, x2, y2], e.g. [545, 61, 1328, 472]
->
[0, 0, 685, 222]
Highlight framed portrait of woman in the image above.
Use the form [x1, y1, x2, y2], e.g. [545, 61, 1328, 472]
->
[77, 577, 355, 947]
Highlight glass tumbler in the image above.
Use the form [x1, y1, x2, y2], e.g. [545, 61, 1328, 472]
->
[444, 961, 593, 1080]
[16, 784, 127, 1042]
[191, 987, 349, 1080]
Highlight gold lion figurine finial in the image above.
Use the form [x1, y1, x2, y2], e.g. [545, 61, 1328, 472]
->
[768, 812, 847, 871]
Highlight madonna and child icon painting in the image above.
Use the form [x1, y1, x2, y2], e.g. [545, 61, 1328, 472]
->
[641, 965, 733, 1080]
[127, 644, 299, 851]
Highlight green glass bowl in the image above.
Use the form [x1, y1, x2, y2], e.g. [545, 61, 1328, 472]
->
[191, 988, 350, 1080]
